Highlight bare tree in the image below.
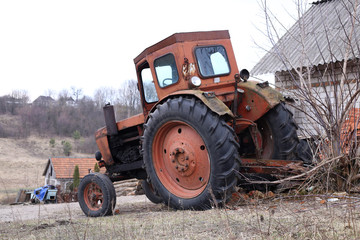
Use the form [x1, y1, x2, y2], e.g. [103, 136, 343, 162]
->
[254, 0, 360, 191]
[43, 89, 56, 99]
[71, 87, 83, 102]
[116, 79, 142, 119]
[93, 87, 118, 109]
[11, 89, 29, 105]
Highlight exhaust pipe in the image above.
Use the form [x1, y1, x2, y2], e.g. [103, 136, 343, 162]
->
[103, 104, 118, 136]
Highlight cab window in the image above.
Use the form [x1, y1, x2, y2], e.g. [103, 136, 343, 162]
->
[140, 62, 158, 103]
[154, 54, 179, 88]
[195, 45, 230, 78]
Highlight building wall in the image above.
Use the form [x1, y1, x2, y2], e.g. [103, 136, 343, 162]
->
[275, 61, 360, 138]
[44, 164, 58, 186]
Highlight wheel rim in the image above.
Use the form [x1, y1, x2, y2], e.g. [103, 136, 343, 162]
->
[152, 121, 210, 198]
[84, 182, 103, 211]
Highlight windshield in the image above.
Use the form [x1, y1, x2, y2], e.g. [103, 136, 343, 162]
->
[154, 54, 179, 88]
[195, 45, 230, 78]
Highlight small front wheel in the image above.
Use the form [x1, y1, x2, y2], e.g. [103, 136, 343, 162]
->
[78, 173, 116, 217]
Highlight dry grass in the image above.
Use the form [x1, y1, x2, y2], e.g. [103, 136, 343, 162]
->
[1, 196, 360, 240]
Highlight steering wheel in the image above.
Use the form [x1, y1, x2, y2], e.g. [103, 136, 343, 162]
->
[162, 78, 173, 87]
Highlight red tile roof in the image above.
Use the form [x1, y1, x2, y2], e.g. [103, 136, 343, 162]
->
[43, 157, 105, 179]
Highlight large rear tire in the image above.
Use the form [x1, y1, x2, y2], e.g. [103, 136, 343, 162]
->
[141, 180, 163, 204]
[240, 102, 312, 164]
[143, 97, 239, 210]
[258, 102, 312, 164]
[238, 103, 312, 191]
[78, 173, 116, 217]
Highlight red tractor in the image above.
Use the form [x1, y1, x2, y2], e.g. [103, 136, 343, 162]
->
[78, 30, 311, 217]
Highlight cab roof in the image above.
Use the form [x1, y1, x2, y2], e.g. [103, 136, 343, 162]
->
[133, 30, 230, 64]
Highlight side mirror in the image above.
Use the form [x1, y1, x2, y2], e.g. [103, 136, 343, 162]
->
[239, 69, 250, 82]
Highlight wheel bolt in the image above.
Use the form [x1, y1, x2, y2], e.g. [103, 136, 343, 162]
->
[175, 166, 178, 169]
[185, 156, 189, 160]
[172, 159, 175, 163]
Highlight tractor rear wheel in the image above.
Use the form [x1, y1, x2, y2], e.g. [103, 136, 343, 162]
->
[239, 102, 312, 164]
[78, 173, 116, 217]
[143, 97, 239, 210]
[141, 180, 163, 204]
[258, 102, 312, 164]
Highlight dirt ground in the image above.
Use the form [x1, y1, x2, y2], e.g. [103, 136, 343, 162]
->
[2, 194, 360, 239]
[0, 195, 153, 223]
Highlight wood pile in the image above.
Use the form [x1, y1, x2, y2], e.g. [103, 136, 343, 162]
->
[113, 179, 144, 196]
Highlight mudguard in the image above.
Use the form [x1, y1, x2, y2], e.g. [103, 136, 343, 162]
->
[237, 80, 284, 122]
[147, 90, 235, 121]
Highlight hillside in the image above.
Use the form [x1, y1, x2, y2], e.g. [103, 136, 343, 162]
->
[0, 116, 94, 203]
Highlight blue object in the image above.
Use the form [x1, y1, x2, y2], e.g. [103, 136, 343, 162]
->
[33, 185, 56, 202]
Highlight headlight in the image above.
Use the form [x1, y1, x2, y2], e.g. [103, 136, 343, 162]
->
[190, 76, 201, 87]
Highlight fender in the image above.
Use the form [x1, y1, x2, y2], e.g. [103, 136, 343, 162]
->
[237, 80, 284, 122]
[147, 90, 235, 122]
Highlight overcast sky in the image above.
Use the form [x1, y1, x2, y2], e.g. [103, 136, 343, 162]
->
[0, 0, 307, 101]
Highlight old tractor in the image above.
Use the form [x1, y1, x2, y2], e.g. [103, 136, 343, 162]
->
[78, 30, 311, 217]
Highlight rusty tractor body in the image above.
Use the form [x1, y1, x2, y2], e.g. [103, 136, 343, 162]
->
[78, 31, 311, 217]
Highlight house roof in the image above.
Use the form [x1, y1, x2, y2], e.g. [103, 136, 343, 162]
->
[33, 96, 55, 104]
[43, 157, 105, 179]
[252, 0, 360, 75]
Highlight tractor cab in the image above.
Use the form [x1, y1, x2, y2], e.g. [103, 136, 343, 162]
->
[133, 30, 240, 117]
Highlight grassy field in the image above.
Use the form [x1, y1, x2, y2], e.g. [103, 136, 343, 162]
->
[1, 196, 360, 240]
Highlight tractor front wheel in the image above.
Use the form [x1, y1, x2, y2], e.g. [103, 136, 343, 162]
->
[78, 173, 116, 217]
[143, 97, 239, 210]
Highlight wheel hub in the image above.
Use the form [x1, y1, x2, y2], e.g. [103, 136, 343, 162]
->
[170, 147, 195, 175]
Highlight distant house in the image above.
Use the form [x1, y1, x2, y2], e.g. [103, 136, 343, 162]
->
[252, 0, 360, 138]
[33, 96, 55, 107]
[58, 96, 76, 106]
[42, 157, 105, 190]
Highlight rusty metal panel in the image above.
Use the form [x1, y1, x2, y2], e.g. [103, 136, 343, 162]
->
[237, 80, 284, 122]
[134, 30, 230, 64]
[240, 158, 303, 175]
[95, 127, 114, 165]
[115, 113, 144, 130]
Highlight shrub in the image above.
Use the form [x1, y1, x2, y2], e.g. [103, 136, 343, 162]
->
[49, 138, 55, 147]
[63, 141, 72, 156]
[73, 165, 80, 189]
[72, 130, 81, 140]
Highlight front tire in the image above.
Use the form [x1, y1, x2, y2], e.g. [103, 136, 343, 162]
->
[143, 97, 239, 210]
[78, 173, 116, 217]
